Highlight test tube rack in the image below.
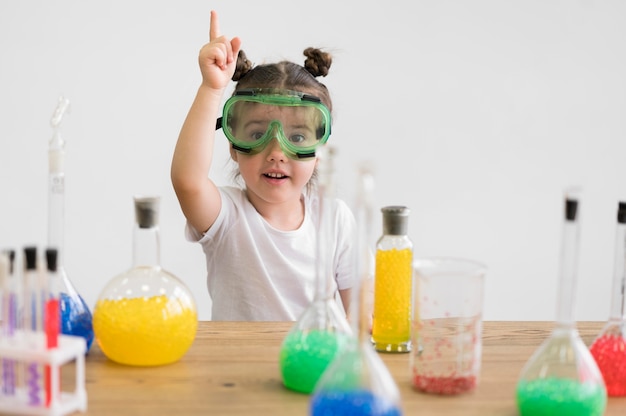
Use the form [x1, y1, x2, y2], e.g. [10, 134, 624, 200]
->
[0, 331, 86, 416]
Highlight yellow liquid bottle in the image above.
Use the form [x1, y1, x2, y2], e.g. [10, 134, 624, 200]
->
[372, 206, 413, 352]
[93, 196, 198, 366]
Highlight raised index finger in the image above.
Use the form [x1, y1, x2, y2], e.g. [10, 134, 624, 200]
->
[209, 10, 221, 40]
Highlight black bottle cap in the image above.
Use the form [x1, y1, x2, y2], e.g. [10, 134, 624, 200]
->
[565, 198, 578, 221]
[24, 246, 37, 270]
[618, 202, 626, 224]
[381, 206, 410, 235]
[46, 248, 58, 272]
[134, 196, 160, 229]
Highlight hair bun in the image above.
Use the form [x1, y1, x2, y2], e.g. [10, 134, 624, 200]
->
[303, 47, 332, 78]
[232, 50, 253, 82]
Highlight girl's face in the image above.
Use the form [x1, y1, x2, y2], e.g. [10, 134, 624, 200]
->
[230, 136, 317, 209]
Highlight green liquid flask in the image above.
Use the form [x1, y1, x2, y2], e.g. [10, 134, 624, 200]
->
[279, 146, 352, 394]
[516, 192, 607, 416]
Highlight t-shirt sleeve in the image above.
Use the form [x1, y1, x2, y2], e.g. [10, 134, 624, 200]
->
[183, 187, 234, 245]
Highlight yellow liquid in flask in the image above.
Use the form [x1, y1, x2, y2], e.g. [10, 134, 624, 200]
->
[94, 295, 197, 366]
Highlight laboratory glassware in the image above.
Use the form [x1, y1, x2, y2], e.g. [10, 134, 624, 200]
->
[589, 201, 626, 396]
[310, 164, 402, 415]
[23, 246, 43, 406]
[279, 146, 352, 394]
[93, 196, 198, 366]
[411, 257, 486, 394]
[516, 193, 606, 415]
[47, 96, 94, 353]
[372, 206, 413, 352]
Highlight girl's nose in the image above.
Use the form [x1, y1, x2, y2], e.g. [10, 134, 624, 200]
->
[265, 136, 286, 162]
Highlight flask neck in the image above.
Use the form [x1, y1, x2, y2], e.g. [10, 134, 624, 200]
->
[556, 218, 579, 325]
[609, 222, 626, 321]
[313, 148, 337, 303]
[133, 225, 160, 267]
[48, 170, 65, 267]
[314, 188, 335, 302]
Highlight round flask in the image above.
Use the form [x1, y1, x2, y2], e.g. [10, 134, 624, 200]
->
[372, 206, 413, 352]
[311, 165, 402, 416]
[516, 193, 606, 415]
[47, 96, 94, 352]
[279, 146, 352, 394]
[589, 201, 626, 396]
[93, 196, 198, 366]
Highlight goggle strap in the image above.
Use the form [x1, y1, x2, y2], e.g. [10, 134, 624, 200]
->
[231, 143, 252, 154]
[215, 117, 223, 131]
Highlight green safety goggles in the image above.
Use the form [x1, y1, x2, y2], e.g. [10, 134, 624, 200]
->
[216, 88, 332, 159]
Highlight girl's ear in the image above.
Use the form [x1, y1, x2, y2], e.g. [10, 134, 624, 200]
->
[229, 147, 239, 162]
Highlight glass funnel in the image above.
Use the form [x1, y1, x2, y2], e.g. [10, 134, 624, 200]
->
[310, 164, 402, 415]
[279, 146, 352, 394]
[93, 196, 198, 366]
[589, 201, 626, 396]
[516, 192, 606, 415]
[47, 96, 94, 353]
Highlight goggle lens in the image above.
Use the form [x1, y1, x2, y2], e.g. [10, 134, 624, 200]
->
[220, 89, 331, 159]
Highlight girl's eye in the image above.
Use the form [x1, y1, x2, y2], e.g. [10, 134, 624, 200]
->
[289, 134, 306, 144]
[250, 131, 265, 141]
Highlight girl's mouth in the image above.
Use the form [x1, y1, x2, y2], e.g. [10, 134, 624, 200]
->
[264, 172, 288, 179]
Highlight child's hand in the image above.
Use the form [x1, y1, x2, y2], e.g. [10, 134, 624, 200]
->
[198, 10, 242, 91]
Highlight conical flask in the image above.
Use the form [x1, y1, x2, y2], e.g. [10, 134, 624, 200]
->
[516, 192, 606, 415]
[310, 164, 402, 416]
[589, 201, 626, 396]
[279, 146, 352, 394]
[93, 196, 198, 366]
[47, 96, 94, 353]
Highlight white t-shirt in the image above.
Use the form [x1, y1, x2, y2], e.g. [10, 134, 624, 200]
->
[185, 186, 356, 321]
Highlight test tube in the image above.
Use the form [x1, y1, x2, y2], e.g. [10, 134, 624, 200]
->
[23, 246, 42, 406]
[0, 251, 16, 397]
[44, 248, 60, 407]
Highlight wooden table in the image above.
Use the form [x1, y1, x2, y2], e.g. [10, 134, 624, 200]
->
[73, 321, 626, 415]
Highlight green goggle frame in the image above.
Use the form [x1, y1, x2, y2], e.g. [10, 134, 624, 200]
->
[216, 88, 332, 159]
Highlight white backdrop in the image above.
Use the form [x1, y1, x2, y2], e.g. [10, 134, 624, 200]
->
[1, 1, 625, 321]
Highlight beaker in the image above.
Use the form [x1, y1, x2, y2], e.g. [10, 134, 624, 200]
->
[589, 201, 626, 396]
[279, 146, 352, 394]
[516, 193, 606, 415]
[411, 257, 486, 394]
[310, 163, 402, 416]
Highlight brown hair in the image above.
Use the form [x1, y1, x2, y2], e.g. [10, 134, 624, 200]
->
[231, 48, 333, 112]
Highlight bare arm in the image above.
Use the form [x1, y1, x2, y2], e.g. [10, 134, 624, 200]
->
[171, 10, 241, 233]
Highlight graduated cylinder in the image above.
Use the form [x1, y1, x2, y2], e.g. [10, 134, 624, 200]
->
[372, 206, 413, 353]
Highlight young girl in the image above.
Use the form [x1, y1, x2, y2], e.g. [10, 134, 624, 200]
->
[171, 11, 356, 321]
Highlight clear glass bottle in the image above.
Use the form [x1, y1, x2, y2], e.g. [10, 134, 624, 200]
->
[47, 96, 94, 353]
[372, 206, 413, 352]
[589, 201, 626, 396]
[310, 164, 402, 416]
[516, 192, 607, 415]
[279, 146, 352, 394]
[93, 196, 198, 366]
